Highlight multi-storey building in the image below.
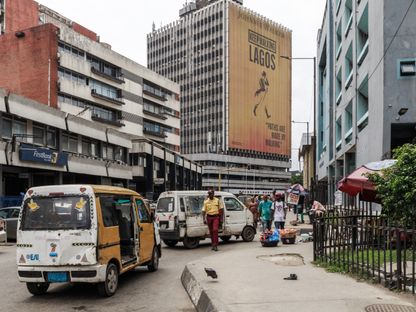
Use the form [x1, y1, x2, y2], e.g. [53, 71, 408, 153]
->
[148, 0, 292, 193]
[316, 0, 416, 195]
[0, 0, 202, 199]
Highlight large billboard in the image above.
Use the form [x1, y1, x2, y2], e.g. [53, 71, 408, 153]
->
[228, 4, 291, 156]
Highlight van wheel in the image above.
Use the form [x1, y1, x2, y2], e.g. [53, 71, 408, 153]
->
[148, 246, 159, 272]
[220, 235, 232, 242]
[163, 239, 178, 247]
[97, 263, 118, 297]
[242, 226, 256, 242]
[26, 282, 49, 295]
[183, 236, 199, 249]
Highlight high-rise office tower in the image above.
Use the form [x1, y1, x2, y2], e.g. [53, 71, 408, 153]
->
[148, 0, 292, 193]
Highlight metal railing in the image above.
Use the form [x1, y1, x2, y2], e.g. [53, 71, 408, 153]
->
[313, 204, 416, 294]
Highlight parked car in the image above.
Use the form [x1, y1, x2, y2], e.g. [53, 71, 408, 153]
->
[0, 206, 20, 241]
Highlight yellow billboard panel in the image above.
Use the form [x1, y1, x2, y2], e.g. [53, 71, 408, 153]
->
[228, 4, 291, 156]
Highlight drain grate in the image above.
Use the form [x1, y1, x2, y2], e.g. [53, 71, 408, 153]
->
[365, 304, 416, 312]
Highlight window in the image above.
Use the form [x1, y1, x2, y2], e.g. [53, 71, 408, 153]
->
[224, 197, 244, 211]
[46, 129, 56, 148]
[2, 117, 12, 138]
[357, 77, 369, 131]
[156, 197, 174, 213]
[344, 102, 353, 143]
[136, 199, 151, 223]
[61, 132, 78, 153]
[345, 44, 353, 88]
[398, 59, 416, 78]
[13, 120, 27, 138]
[336, 68, 342, 105]
[336, 117, 342, 151]
[114, 147, 125, 162]
[185, 196, 206, 214]
[22, 195, 90, 230]
[357, 4, 369, 65]
[33, 125, 44, 145]
[90, 79, 119, 100]
[99, 196, 119, 227]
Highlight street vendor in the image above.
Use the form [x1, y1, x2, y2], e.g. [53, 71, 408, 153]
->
[247, 196, 259, 228]
[258, 194, 273, 231]
[272, 192, 287, 229]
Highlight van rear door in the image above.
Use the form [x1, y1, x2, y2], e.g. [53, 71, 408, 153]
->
[184, 195, 207, 237]
[17, 190, 97, 268]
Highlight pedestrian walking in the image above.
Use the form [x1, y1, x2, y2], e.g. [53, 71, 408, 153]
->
[248, 196, 259, 228]
[296, 203, 305, 223]
[202, 189, 224, 251]
[272, 192, 287, 229]
[258, 194, 273, 231]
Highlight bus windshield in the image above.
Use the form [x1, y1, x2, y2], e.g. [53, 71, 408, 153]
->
[21, 195, 91, 231]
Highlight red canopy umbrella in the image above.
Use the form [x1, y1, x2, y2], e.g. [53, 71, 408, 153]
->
[337, 159, 396, 202]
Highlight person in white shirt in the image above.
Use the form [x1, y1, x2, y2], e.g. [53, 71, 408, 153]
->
[272, 193, 287, 229]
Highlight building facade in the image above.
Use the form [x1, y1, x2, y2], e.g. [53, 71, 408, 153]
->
[316, 0, 416, 194]
[148, 0, 292, 193]
[298, 133, 314, 190]
[0, 0, 202, 200]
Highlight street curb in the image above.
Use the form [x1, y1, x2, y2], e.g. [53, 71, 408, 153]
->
[181, 263, 231, 312]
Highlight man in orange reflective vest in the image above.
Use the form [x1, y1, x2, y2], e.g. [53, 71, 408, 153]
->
[202, 189, 224, 251]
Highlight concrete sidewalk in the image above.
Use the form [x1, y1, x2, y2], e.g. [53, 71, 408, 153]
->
[181, 214, 416, 312]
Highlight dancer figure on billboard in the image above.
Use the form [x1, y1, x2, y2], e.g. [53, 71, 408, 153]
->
[253, 71, 271, 118]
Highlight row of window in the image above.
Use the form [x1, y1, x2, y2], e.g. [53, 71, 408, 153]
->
[194, 48, 223, 64]
[58, 66, 122, 101]
[143, 82, 171, 99]
[1, 115, 127, 162]
[87, 54, 122, 80]
[59, 41, 122, 81]
[143, 121, 173, 135]
[194, 11, 223, 29]
[193, 36, 223, 53]
[58, 94, 120, 123]
[193, 24, 223, 41]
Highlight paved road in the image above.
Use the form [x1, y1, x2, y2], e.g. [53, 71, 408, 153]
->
[0, 238, 251, 312]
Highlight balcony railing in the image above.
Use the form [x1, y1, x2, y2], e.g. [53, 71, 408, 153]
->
[91, 114, 125, 127]
[143, 129, 167, 138]
[143, 109, 168, 120]
[91, 89, 124, 105]
[91, 66, 125, 84]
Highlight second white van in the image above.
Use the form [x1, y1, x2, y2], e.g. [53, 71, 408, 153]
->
[156, 191, 256, 249]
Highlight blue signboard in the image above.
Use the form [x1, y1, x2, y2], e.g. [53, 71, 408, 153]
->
[19, 144, 68, 166]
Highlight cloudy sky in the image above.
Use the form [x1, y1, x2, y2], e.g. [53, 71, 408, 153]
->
[37, 0, 327, 170]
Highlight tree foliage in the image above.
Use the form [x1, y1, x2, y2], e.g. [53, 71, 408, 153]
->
[290, 173, 303, 186]
[368, 144, 416, 224]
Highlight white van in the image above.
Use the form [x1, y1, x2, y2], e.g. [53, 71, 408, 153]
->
[156, 191, 256, 248]
[16, 185, 161, 297]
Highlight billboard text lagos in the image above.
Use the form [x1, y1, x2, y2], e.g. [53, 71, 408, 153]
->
[228, 5, 291, 156]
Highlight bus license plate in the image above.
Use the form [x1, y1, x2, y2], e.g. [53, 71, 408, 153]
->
[47, 272, 68, 282]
